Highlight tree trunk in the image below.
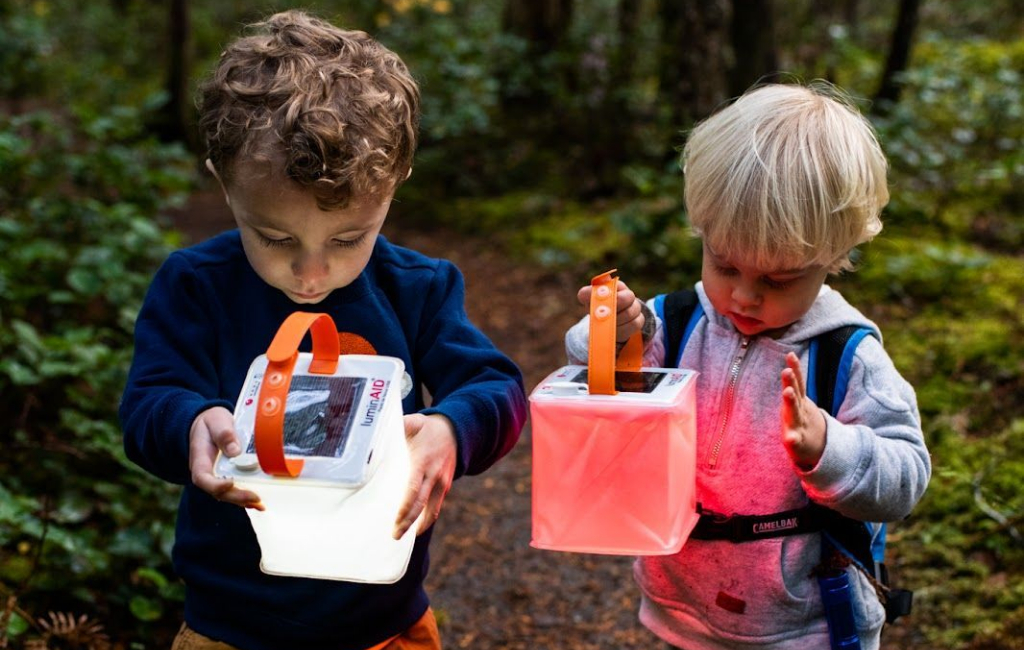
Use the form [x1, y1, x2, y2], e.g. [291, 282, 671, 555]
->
[592, 0, 642, 185]
[729, 0, 778, 97]
[501, 0, 574, 56]
[498, 0, 574, 114]
[874, 0, 921, 108]
[610, 0, 640, 95]
[844, 0, 861, 39]
[658, 0, 730, 133]
[153, 0, 192, 145]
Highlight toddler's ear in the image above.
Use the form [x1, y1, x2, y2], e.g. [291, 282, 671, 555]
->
[205, 159, 231, 207]
[404, 165, 413, 181]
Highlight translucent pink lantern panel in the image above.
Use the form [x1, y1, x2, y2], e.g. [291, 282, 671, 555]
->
[529, 367, 699, 555]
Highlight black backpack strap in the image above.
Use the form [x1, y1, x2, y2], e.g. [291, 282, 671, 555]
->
[810, 325, 876, 574]
[810, 325, 874, 416]
[661, 289, 701, 368]
[810, 325, 913, 623]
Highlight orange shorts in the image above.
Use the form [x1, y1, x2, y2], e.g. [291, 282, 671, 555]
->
[171, 609, 441, 650]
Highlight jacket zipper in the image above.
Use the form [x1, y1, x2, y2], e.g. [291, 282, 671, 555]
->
[706, 336, 751, 468]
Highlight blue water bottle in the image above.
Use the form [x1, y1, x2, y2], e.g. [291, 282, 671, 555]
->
[818, 570, 862, 650]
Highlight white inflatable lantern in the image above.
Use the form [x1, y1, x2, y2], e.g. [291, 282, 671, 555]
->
[214, 312, 421, 583]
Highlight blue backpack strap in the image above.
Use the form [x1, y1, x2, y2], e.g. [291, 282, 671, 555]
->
[659, 289, 704, 367]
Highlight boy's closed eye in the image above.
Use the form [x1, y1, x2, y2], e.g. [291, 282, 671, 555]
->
[255, 231, 369, 250]
[256, 232, 295, 248]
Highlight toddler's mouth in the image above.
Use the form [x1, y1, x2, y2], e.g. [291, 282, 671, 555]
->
[729, 312, 762, 331]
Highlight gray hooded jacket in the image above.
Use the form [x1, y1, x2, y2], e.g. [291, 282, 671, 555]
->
[565, 282, 931, 649]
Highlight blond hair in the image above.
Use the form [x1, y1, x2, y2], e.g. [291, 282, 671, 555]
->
[682, 82, 888, 273]
[198, 10, 420, 209]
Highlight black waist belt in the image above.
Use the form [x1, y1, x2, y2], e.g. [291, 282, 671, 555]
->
[690, 503, 828, 543]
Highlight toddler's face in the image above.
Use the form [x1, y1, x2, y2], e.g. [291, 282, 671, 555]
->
[700, 243, 830, 338]
[216, 159, 389, 304]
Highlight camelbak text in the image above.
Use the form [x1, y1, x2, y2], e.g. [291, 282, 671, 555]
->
[753, 517, 798, 535]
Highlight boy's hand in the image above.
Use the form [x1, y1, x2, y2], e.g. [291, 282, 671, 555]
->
[394, 413, 457, 539]
[781, 352, 827, 470]
[189, 406, 264, 510]
[577, 280, 644, 343]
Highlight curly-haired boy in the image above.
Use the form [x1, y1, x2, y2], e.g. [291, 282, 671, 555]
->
[120, 11, 526, 650]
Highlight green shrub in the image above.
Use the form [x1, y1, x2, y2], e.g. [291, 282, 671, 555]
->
[0, 106, 192, 645]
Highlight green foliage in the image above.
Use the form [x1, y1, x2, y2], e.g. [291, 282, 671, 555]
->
[897, 418, 1024, 647]
[874, 39, 1024, 250]
[0, 105, 192, 642]
[0, 4, 52, 99]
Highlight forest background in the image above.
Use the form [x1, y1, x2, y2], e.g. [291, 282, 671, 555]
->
[0, 0, 1021, 648]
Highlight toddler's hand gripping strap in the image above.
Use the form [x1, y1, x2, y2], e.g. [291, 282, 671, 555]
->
[587, 270, 642, 395]
[254, 312, 340, 477]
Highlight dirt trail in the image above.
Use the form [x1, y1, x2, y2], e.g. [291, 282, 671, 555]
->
[167, 191, 660, 649]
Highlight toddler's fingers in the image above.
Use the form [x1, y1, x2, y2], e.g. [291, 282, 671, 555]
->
[577, 286, 592, 306]
[781, 367, 795, 390]
[781, 384, 805, 432]
[616, 311, 645, 342]
[615, 293, 642, 325]
[615, 283, 637, 312]
[782, 385, 800, 408]
[785, 352, 806, 397]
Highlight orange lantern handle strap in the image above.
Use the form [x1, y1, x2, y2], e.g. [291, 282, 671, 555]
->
[587, 270, 642, 395]
[254, 312, 340, 477]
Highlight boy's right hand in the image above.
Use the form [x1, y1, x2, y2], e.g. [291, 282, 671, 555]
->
[189, 406, 264, 510]
[577, 280, 645, 343]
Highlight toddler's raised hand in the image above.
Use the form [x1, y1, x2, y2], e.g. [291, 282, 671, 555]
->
[577, 280, 644, 343]
[393, 413, 457, 539]
[780, 352, 827, 470]
[189, 406, 264, 510]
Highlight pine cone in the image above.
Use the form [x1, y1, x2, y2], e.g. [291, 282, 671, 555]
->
[32, 612, 111, 650]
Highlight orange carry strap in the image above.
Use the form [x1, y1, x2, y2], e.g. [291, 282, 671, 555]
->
[254, 312, 340, 477]
[587, 270, 642, 395]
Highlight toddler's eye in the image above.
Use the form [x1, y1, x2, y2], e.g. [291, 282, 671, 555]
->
[714, 264, 738, 276]
[763, 277, 795, 290]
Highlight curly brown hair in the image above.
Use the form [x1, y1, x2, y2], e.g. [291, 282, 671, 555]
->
[197, 10, 419, 209]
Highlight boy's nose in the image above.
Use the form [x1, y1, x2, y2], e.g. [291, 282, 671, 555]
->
[292, 252, 329, 284]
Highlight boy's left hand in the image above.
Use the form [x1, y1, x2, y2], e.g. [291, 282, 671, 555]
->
[393, 413, 457, 539]
[781, 352, 827, 470]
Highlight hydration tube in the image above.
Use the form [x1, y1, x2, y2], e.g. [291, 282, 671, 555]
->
[818, 566, 862, 650]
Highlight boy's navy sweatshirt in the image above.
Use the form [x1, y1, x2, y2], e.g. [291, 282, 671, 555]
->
[120, 231, 527, 650]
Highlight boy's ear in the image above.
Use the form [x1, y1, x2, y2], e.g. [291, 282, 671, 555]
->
[205, 159, 231, 207]
[404, 166, 413, 181]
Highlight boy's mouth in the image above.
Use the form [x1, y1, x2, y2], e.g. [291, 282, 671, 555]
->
[291, 290, 328, 302]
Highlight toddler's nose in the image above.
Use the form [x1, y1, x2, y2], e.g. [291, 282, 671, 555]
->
[731, 282, 761, 308]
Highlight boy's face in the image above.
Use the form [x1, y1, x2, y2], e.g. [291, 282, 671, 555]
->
[212, 159, 389, 304]
[701, 243, 830, 338]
